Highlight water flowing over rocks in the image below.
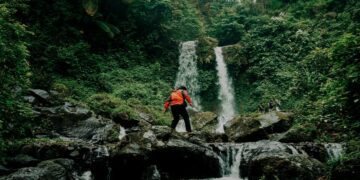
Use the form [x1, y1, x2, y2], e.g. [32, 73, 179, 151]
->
[1, 89, 346, 180]
[214, 46, 236, 133]
[210, 141, 325, 179]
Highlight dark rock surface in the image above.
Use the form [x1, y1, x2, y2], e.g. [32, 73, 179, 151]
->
[0, 159, 74, 180]
[248, 153, 325, 180]
[224, 112, 293, 142]
[7, 154, 40, 168]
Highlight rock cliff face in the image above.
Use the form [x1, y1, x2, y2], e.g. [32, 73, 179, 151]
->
[0, 89, 344, 180]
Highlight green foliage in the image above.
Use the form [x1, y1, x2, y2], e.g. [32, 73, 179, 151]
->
[87, 93, 125, 117]
[0, 1, 33, 140]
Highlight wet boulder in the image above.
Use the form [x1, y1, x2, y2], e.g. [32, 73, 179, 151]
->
[224, 112, 293, 142]
[0, 165, 11, 176]
[270, 123, 317, 143]
[152, 138, 222, 179]
[108, 143, 150, 180]
[192, 111, 218, 133]
[248, 153, 325, 180]
[0, 158, 75, 180]
[224, 116, 267, 142]
[210, 141, 309, 178]
[294, 142, 328, 162]
[29, 89, 50, 103]
[19, 139, 95, 164]
[6, 154, 40, 169]
[33, 102, 92, 135]
[256, 111, 293, 134]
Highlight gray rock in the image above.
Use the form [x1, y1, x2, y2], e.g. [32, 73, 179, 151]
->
[224, 112, 293, 142]
[248, 153, 325, 180]
[0, 159, 74, 180]
[142, 165, 161, 180]
[224, 116, 267, 142]
[24, 96, 36, 103]
[211, 141, 308, 178]
[152, 138, 222, 179]
[29, 89, 50, 102]
[192, 111, 218, 133]
[270, 123, 317, 143]
[0, 165, 10, 176]
[7, 154, 40, 168]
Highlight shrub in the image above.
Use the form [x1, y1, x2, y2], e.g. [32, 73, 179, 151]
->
[87, 93, 125, 117]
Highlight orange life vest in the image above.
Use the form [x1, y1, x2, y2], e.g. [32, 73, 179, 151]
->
[164, 90, 192, 110]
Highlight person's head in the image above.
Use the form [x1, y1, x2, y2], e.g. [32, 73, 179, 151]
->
[177, 85, 187, 91]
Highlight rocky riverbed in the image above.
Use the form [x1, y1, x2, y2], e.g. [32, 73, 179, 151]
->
[0, 89, 346, 180]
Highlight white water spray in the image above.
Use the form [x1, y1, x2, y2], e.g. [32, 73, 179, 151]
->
[214, 47, 236, 133]
[118, 126, 126, 141]
[174, 41, 201, 132]
[324, 143, 343, 160]
[175, 41, 202, 111]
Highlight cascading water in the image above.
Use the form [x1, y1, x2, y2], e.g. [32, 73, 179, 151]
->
[324, 143, 343, 160]
[214, 47, 236, 133]
[174, 41, 202, 132]
[118, 126, 126, 140]
[175, 41, 202, 111]
[212, 141, 305, 180]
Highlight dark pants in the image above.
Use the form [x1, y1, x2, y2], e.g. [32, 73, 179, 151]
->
[170, 105, 191, 132]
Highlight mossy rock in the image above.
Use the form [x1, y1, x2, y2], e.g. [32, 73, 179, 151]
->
[222, 44, 248, 66]
[111, 104, 141, 128]
[197, 36, 218, 63]
[270, 123, 317, 143]
[192, 111, 218, 133]
[87, 93, 125, 117]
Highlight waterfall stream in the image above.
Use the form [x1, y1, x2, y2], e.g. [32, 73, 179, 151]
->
[324, 143, 343, 160]
[214, 47, 236, 133]
[174, 41, 201, 132]
[175, 41, 202, 111]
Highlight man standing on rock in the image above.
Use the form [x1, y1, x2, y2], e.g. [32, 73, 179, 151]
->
[163, 86, 193, 133]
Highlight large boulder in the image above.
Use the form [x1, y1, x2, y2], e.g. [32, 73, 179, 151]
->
[224, 112, 293, 142]
[192, 111, 218, 133]
[34, 102, 92, 134]
[0, 165, 11, 176]
[256, 111, 293, 134]
[211, 140, 323, 179]
[294, 142, 328, 162]
[6, 154, 40, 169]
[0, 159, 75, 180]
[270, 123, 317, 143]
[248, 153, 325, 180]
[151, 138, 222, 179]
[18, 139, 95, 165]
[108, 143, 150, 180]
[29, 89, 50, 103]
[224, 116, 267, 142]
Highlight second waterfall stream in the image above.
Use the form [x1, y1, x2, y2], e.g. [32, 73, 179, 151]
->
[214, 47, 236, 133]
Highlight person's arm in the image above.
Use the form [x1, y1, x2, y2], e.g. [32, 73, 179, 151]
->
[183, 90, 193, 106]
[163, 96, 171, 112]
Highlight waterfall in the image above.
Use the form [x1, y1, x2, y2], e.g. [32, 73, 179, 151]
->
[118, 126, 126, 140]
[324, 143, 343, 160]
[211, 141, 306, 180]
[175, 41, 202, 111]
[214, 47, 236, 133]
[174, 41, 201, 132]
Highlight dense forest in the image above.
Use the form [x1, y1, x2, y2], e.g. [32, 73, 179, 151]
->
[0, 0, 359, 179]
